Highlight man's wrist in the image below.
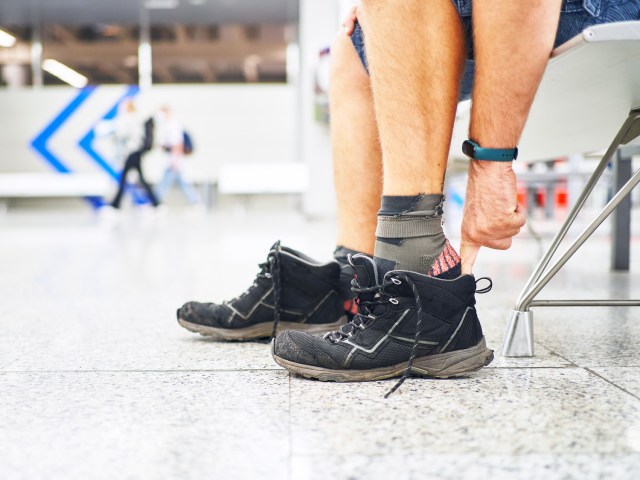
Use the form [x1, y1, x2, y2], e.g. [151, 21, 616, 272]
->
[462, 139, 518, 162]
[470, 158, 514, 172]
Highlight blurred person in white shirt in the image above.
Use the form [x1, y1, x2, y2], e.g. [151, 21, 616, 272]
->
[155, 105, 201, 208]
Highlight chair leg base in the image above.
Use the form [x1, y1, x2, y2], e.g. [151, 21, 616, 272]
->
[501, 310, 534, 357]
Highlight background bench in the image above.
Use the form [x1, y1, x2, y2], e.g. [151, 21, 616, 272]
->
[0, 173, 111, 211]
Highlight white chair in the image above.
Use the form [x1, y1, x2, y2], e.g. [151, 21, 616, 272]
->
[452, 21, 640, 357]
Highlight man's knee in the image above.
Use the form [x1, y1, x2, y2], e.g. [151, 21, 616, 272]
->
[330, 30, 368, 88]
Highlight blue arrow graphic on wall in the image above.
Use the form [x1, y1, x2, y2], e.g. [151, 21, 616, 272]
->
[30, 87, 104, 207]
[31, 87, 96, 173]
[78, 85, 140, 181]
[30, 85, 152, 208]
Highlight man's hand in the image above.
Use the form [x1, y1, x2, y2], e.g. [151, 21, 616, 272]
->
[342, 6, 358, 36]
[460, 160, 526, 273]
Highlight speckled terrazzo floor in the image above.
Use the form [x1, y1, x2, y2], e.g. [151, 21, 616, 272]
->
[0, 208, 639, 480]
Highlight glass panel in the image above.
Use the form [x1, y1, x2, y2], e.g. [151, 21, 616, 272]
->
[41, 23, 138, 86]
[150, 23, 291, 84]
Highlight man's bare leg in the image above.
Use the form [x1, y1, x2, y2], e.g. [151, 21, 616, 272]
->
[330, 31, 381, 256]
[270, 0, 560, 386]
[359, 0, 465, 196]
[358, 0, 465, 275]
[460, 0, 562, 272]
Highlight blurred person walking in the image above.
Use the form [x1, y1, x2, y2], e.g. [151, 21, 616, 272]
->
[155, 105, 201, 208]
[109, 99, 160, 209]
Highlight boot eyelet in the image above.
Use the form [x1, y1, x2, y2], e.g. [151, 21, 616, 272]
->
[389, 298, 399, 305]
[391, 278, 402, 285]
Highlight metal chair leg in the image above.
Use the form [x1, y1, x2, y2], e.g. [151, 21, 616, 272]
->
[501, 310, 534, 357]
[501, 109, 640, 357]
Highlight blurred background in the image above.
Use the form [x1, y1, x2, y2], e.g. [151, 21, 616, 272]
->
[0, 0, 344, 218]
[0, 0, 637, 229]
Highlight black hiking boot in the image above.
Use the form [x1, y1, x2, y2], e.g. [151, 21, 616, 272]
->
[272, 254, 494, 394]
[177, 242, 348, 340]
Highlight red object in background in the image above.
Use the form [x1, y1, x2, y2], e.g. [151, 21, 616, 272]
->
[537, 188, 546, 207]
[556, 184, 568, 208]
[517, 183, 527, 208]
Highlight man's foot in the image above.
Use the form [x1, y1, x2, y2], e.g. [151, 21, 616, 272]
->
[272, 254, 493, 386]
[177, 242, 348, 340]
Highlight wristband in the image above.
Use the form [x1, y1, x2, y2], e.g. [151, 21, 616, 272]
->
[462, 139, 518, 162]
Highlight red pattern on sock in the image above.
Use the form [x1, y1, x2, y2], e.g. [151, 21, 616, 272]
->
[428, 240, 460, 277]
[344, 299, 358, 315]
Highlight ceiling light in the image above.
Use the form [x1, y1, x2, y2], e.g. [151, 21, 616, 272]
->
[42, 59, 88, 88]
[144, 0, 179, 9]
[0, 29, 17, 48]
[189, 0, 207, 5]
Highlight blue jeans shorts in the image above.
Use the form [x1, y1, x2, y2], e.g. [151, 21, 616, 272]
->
[351, 0, 640, 101]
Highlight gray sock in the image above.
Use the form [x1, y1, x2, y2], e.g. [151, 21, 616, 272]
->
[373, 194, 458, 275]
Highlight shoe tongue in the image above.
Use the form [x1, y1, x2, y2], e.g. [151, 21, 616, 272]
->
[349, 254, 381, 288]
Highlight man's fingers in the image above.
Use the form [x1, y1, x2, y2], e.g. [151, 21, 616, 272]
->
[343, 21, 355, 36]
[503, 227, 522, 238]
[461, 197, 525, 253]
[341, 6, 357, 25]
[514, 203, 527, 227]
[488, 237, 513, 250]
[462, 224, 521, 245]
[460, 242, 480, 275]
[342, 6, 358, 35]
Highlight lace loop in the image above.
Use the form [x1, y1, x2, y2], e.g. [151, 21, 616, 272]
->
[475, 277, 493, 294]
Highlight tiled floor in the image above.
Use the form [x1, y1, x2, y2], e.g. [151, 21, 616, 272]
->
[1, 208, 639, 480]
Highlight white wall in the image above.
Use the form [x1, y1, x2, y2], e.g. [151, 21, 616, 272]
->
[0, 84, 297, 182]
[0, 14, 348, 219]
[298, 0, 340, 218]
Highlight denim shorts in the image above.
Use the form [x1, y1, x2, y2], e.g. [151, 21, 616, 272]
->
[351, 0, 640, 101]
[351, 22, 475, 100]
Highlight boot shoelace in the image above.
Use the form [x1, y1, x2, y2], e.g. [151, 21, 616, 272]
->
[385, 275, 493, 398]
[323, 279, 397, 343]
[325, 273, 493, 398]
[269, 241, 283, 339]
[222, 241, 283, 340]
[383, 274, 428, 398]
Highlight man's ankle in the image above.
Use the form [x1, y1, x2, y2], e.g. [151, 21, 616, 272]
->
[373, 193, 460, 277]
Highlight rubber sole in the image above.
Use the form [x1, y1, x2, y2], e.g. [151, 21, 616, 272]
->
[177, 316, 348, 341]
[272, 337, 494, 382]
